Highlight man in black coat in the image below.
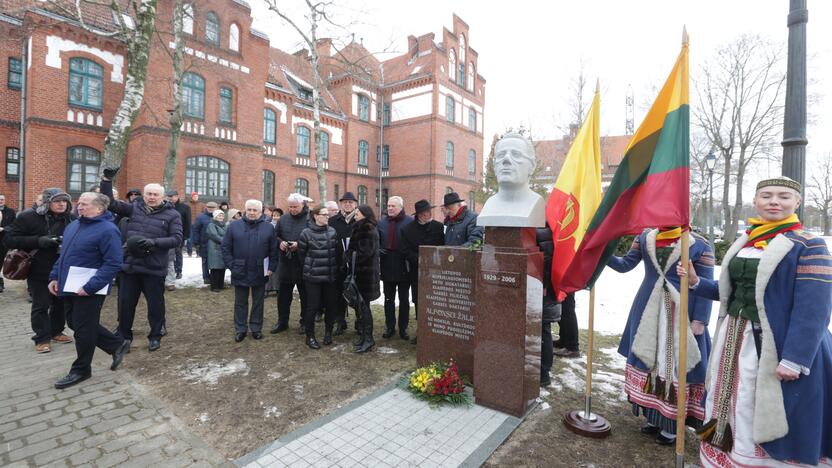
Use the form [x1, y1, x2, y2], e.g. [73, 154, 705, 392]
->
[0, 193, 16, 293]
[166, 190, 191, 279]
[271, 194, 310, 334]
[222, 200, 278, 342]
[191, 201, 218, 284]
[4, 188, 75, 352]
[100, 170, 183, 352]
[328, 191, 358, 334]
[400, 199, 445, 344]
[377, 196, 414, 340]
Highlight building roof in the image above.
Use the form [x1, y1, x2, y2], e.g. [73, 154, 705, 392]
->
[0, 0, 131, 33]
[268, 46, 342, 114]
[534, 133, 634, 184]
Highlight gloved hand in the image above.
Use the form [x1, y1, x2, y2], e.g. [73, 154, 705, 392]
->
[102, 167, 120, 180]
[37, 236, 60, 249]
[137, 238, 155, 250]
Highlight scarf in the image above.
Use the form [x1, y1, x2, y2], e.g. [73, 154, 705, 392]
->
[386, 210, 405, 250]
[448, 206, 465, 224]
[343, 209, 357, 224]
[655, 226, 682, 248]
[743, 214, 801, 249]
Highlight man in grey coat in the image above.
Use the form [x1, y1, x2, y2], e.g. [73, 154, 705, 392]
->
[442, 192, 483, 247]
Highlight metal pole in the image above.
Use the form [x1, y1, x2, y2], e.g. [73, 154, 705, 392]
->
[782, 0, 808, 219]
[707, 168, 714, 249]
[675, 232, 691, 468]
[17, 37, 28, 211]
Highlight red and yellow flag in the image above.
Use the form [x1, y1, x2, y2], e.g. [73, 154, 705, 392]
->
[545, 86, 603, 300]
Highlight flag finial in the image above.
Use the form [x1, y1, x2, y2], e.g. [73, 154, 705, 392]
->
[595, 78, 600, 93]
[682, 26, 689, 46]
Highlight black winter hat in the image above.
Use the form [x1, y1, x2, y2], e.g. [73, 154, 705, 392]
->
[442, 192, 464, 207]
[339, 192, 358, 202]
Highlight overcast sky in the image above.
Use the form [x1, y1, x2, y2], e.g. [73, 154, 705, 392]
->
[250, 0, 832, 173]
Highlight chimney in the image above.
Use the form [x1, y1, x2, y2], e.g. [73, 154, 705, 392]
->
[293, 48, 309, 59]
[407, 35, 418, 56]
[417, 33, 435, 54]
[315, 38, 333, 59]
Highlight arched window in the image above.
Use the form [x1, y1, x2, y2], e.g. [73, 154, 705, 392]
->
[468, 107, 476, 131]
[185, 156, 229, 200]
[377, 144, 389, 169]
[467, 62, 475, 92]
[445, 96, 455, 123]
[182, 4, 194, 35]
[67, 146, 100, 196]
[182, 73, 205, 119]
[262, 170, 275, 206]
[459, 34, 466, 62]
[358, 94, 369, 122]
[296, 126, 310, 156]
[358, 140, 369, 167]
[448, 49, 456, 82]
[357, 185, 367, 205]
[445, 141, 454, 168]
[263, 108, 276, 144]
[229, 23, 240, 52]
[219, 87, 233, 124]
[468, 149, 476, 176]
[458, 34, 466, 88]
[295, 178, 309, 197]
[68, 58, 103, 110]
[318, 131, 329, 160]
[205, 12, 220, 46]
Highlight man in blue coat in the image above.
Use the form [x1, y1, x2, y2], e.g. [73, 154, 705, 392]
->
[222, 200, 278, 342]
[48, 192, 130, 389]
[100, 169, 183, 352]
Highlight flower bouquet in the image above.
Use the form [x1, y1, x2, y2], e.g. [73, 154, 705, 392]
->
[405, 359, 471, 407]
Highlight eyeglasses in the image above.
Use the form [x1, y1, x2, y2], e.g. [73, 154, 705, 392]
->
[315, 212, 330, 217]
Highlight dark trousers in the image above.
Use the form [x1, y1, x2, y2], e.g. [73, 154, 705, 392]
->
[210, 269, 226, 290]
[117, 273, 166, 341]
[304, 281, 339, 335]
[185, 240, 193, 256]
[556, 293, 579, 351]
[200, 250, 209, 280]
[27, 279, 66, 344]
[65, 295, 122, 375]
[174, 243, 184, 275]
[383, 280, 410, 332]
[541, 321, 553, 378]
[234, 284, 265, 333]
[277, 280, 307, 327]
[332, 279, 348, 327]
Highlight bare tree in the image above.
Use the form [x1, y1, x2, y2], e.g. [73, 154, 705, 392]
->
[808, 152, 832, 235]
[694, 34, 786, 243]
[47, 1, 158, 172]
[162, 0, 185, 189]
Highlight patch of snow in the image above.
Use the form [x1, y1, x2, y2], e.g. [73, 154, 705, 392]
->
[268, 372, 283, 380]
[179, 358, 249, 385]
[292, 384, 305, 400]
[263, 406, 281, 418]
[196, 412, 209, 423]
[376, 346, 399, 354]
[539, 388, 551, 398]
[599, 347, 627, 370]
[540, 402, 551, 411]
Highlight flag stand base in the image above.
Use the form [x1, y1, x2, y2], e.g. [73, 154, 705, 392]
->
[563, 410, 612, 438]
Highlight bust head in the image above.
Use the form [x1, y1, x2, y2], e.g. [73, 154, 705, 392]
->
[494, 133, 536, 190]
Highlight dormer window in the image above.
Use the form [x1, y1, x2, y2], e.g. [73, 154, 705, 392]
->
[229, 24, 240, 52]
[205, 12, 220, 46]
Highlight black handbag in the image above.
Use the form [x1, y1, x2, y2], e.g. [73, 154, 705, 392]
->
[342, 252, 364, 309]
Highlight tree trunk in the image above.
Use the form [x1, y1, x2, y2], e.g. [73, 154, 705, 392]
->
[720, 149, 735, 242]
[310, 16, 327, 203]
[100, 0, 158, 173]
[164, 0, 184, 190]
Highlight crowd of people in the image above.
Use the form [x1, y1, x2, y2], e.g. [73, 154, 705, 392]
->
[4, 169, 827, 467]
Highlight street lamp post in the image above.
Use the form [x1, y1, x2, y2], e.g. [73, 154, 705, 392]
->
[782, 0, 808, 219]
[705, 152, 717, 250]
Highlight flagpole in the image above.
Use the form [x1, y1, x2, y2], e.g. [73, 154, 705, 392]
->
[675, 231, 691, 467]
[563, 285, 611, 437]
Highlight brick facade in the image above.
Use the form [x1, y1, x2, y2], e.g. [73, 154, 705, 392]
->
[0, 2, 484, 220]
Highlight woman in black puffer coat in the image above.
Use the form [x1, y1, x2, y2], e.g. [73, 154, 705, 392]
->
[346, 205, 380, 353]
[298, 205, 343, 349]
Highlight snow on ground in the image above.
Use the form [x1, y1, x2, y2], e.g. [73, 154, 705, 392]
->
[178, 358, 250, 385]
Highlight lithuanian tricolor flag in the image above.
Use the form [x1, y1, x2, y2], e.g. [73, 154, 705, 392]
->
[560, 34, 690, 293]
[545, 85, 602, 300]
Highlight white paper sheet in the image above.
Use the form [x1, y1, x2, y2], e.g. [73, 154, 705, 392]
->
[63, 266, 109, 295]
[263, 257, 269, 276]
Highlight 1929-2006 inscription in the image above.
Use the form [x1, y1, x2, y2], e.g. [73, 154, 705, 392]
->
[424, 270, 475, 341]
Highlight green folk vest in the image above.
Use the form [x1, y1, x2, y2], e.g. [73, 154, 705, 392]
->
[727, 256, 761, 323]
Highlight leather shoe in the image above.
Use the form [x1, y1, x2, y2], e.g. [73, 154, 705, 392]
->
[399, 330, 410, 341]
[270, 323, 288, 334]
[382, 328, 395, 339]
[252, 332, 263, 340]
[55, 372, 91, 389]
[306, 336, 321, 349]
[111, 339, 131, 371]
[323, 333, 333, 345]
[148, 339, 161, 352]
[655, 433, 675, 445]
[640, 424, 660, 435]
[235, 332, 246, 342]
[298, 325, 306, 335]
[175, 273, 182, 279]
[160, 324, 167, 337]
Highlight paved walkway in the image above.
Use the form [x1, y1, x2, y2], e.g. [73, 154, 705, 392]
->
[236, 384, 525, 468]
[0, 281, 228, 467]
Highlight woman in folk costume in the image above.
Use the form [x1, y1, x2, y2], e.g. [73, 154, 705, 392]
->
[607, 226, 715, 445]
[680, 177, 832, 467]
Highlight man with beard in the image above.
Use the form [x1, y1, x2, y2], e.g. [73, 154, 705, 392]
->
[400, 199, 445, 344]
[271, 194, 310, 334]
[328, 192, 358, 335]
[4, 188, 75, 353]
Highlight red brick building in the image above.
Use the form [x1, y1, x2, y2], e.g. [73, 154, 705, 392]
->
[535, 133, 631, 189]
[0, 1, 484, 217]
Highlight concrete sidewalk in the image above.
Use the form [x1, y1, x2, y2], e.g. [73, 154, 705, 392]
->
[0, 281, 228, 467]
